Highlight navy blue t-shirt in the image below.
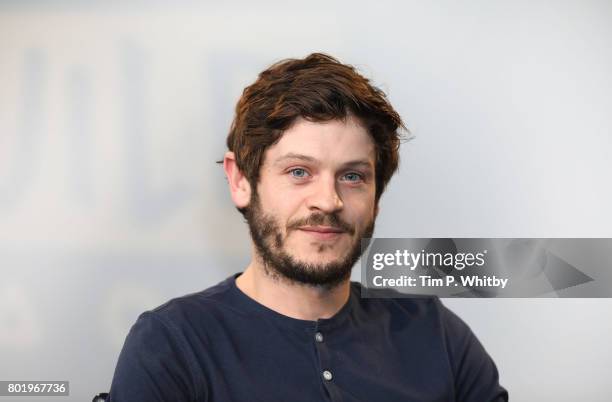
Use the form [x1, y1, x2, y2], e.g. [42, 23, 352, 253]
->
[108, 273, 508, 401]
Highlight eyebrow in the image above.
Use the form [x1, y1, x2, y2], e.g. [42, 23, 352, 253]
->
[273, 153, 374, 169]
[273, 153, 317, 165]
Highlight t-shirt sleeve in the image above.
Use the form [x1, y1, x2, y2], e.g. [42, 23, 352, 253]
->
[108, 311, 203, 402]
[438, 300, 509, 402]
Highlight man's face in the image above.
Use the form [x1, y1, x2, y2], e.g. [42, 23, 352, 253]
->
[244, 116, 377, 288]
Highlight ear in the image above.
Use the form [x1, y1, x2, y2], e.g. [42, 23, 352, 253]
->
[223, 151, 252, 209]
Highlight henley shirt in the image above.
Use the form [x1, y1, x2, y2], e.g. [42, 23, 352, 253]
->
[108, 273, 508, 401]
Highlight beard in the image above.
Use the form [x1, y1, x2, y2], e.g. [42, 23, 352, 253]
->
[243, 191, 375, 289]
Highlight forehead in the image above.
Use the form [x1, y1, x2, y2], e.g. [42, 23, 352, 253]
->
[264, 116, 375, 167]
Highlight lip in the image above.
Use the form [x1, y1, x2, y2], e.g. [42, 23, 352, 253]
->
[299, 226, 344, 233]
[298, 226, 345, 240]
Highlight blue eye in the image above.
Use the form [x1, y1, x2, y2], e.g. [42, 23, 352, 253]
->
[342, 172, 363, 182]
[289, 168, 309, 178]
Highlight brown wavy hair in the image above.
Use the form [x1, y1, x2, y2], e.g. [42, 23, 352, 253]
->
[226, 53, 405, 204]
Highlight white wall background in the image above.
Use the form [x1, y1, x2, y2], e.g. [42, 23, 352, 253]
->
[1, 1, 611, 401]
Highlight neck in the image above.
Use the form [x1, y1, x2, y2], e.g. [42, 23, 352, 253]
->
[235, 255, 351, 321]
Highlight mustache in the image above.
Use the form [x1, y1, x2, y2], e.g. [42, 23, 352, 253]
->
[287, 213, 355, 235]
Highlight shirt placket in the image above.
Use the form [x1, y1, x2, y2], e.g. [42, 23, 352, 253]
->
[313, 322, 343, 402]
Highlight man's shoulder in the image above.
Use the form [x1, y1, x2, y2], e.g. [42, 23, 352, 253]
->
[109, 276, 242, 401]
[352, 282, 476, 337]
[350, 281, 466, 332]
[143, 274, 242, 329]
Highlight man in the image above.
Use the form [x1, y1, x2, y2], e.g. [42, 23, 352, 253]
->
[108, 53, 508, 401]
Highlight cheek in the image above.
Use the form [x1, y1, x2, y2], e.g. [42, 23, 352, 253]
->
[259, 193, 304, 230]
[260, 186, 305, 215]
[345, 195, 376, 220]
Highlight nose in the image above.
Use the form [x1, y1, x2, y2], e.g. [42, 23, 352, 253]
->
[306, 175, 344, 213]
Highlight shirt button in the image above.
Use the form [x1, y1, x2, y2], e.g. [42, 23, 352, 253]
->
[315, 332, 324, 343]
[322, 370, 333, 381]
